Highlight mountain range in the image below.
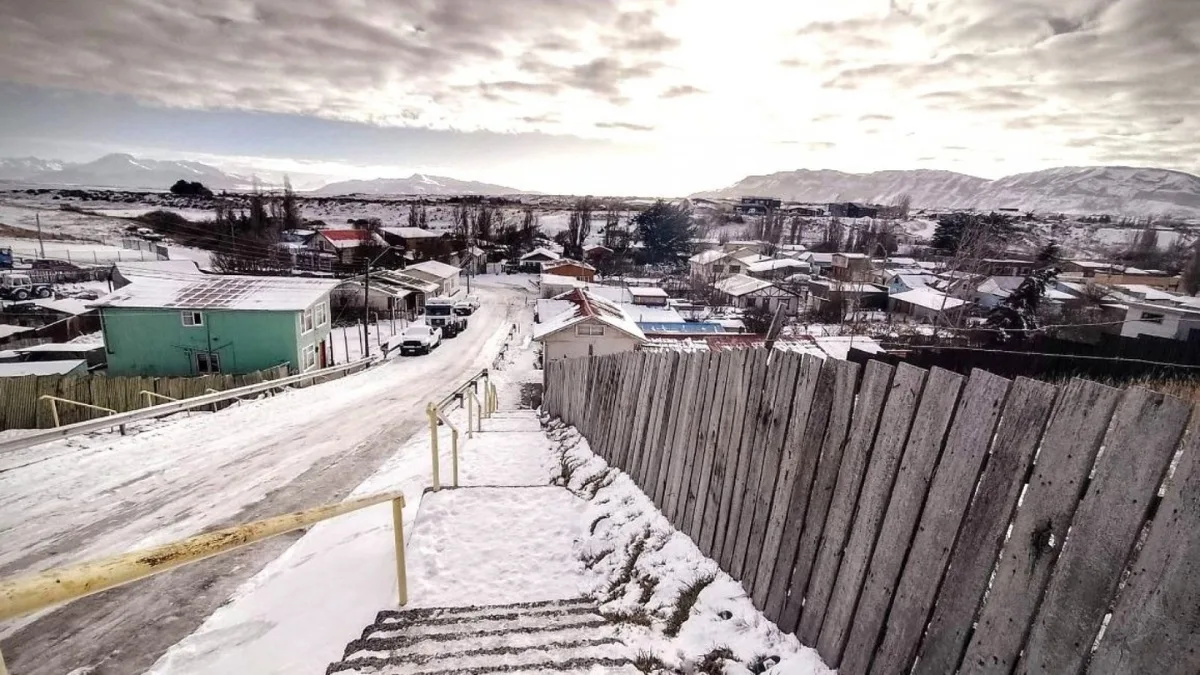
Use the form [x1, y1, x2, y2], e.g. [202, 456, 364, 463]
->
[693, 166, 1200, 218]
[310, 174, 526, 196]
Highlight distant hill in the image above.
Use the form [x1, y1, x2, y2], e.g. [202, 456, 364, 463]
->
[693, 166, 1200, 218]
[0, 157, 69, 181]
[22, 153, 262, 191]
[311, 173, 526, 196]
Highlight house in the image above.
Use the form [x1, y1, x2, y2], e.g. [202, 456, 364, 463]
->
[746, 258, 811, 281]
[533, 289, 647, 362]
[310, 229, 386, 264]
[689, 250, 745, 278]
[521, 248, 562, 264]
[805, 252, 835, 276]
[974, 276, 1028, 309]
[831, 253, 872, 281]
[0, 324, 34, 347]
[828, 203, 879, 219]
[889, 288, 968, 322]
[980, 258, 1037, 277]
[540, 277, 633, 302]
[734, 197, 781, 216]
[401, 260, 461, 296]
[332, 270, 437, 318]
[11, 342, 106, 368]
[887, 273, 939, 296]
[628, 286, 669, 306]
[712, 274, 799, 314]
[380, 227, 449, 261]
[90, 275, 339, 377]
[806, 279, 889, 316]
[722, 240, 768, 255]
[1120, 302, 1200, 341]
[584, 245, 613, 264]
[543, 259, 597, 283]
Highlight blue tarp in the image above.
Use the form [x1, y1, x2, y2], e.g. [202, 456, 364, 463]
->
[637, 322, 724, 334]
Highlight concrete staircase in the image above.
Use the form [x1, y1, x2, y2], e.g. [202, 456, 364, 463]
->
[326, 598, 639, 674]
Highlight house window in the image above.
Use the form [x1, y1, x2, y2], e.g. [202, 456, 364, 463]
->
[181, 311, 203, 327]
[315, 302, 329, 327]
[302, 308, 314, 333]
[303, 344, 317, 371]
[1140, 312, 1165, 324]
[196, 351, 221, 374]
[713, 264, 724, 274]
[729, 266, 741, 273]
[576, 324, 605, 336]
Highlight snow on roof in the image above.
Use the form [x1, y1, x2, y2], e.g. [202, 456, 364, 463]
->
[1116, 284, 1177, 301]
[318, 229, 381, 248]
[627, 286, 668, 298]
[533, 289, 647, 342]
[638, 322, 724, 335]
[619, 303, 684, 324]
[835, 252, 869, 260]
[536, 299, 574, 321]
[15, 343, 102, 353]
[405, 260, 461, 279]
[0, 324, 32, 340]
[541, 273, 587, 289]
[114, 260, 203, 279]
[811, 335, 884, 360]
[31, 297, 93, 315]
[1069, 260, 1114, 269]
[885, 257, 917, 266]
[713, 274, 774, 297]
[521, 247, 561, 261]
[747, 258, 809, 273]
[808, 253, 834, 264]
[545, 259, 596, 272]
[732, 252, 773, 265]
[382, 227, 443, 239]
[891, 288, 967, 311]
[0, 359, 87, 377]
[895, 274, 937, 290]
[372, 270, 439, 294]
[91, 275, 338, 311]
[689, 250, 727, 265]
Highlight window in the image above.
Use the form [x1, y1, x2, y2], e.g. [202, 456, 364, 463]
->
[181, 311, 203, 327]
[196, 351, 221, 374]
[713, 264, 724, 274]
[729, 265, 741, 273]
[1140, 312, 1165, 324]
[315, 302, 329, 327]
[576, 324, 605, 336]
[303, 344, 317, 371]
[302, 308, 314, 333]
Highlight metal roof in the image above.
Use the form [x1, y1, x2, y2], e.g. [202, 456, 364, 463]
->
[90, 275, 338, 311]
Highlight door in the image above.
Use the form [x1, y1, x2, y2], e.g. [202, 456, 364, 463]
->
[319, 340, 328, 368]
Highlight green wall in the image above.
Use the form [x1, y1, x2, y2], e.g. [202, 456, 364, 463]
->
[101, 307, 325, 376]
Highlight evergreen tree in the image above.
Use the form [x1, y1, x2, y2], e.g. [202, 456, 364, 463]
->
[1182, 241, 1200, 296]
[1036, 241, 1061, 266]
[986, 267, 1059, 336]
[634, 200, 695, 264]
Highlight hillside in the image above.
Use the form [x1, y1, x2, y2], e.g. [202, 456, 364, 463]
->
[694, 166, 1200, 218]
[22, 154, 262, 191]
[0, 157, 68, 180]
[310, 173, 526, 196]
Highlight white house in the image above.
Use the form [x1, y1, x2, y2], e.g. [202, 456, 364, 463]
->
[402, 260, 461, 296]
[689, 250, 745, 278]
[746, 258, 811, 280]
[712, 274, 799, 314]
[889, 288, 967, 322]
[1120, 302, 1200, 341]
[533, 289, 647, 362]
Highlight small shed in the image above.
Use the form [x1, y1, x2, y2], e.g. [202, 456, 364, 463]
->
[627, 286, 669, 306]
[533, 289, 647, 362]
[402, 260, 461, 296]
[712, 274, 799, 314]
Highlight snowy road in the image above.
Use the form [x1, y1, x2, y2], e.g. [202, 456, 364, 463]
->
[0, 277, 533, 675]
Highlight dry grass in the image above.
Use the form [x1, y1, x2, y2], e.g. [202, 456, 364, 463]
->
[1050, 374, 1200, 404]
[664, 573, 716, 637]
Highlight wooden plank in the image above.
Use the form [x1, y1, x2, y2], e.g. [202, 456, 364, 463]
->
[869, 370, 1012, 675]
[611, 353, 644, 469]
[718, 348, 771, 573]
[798, 360, 894, 645]
[608, 356, 635, 463]
[1088, 413, 1200, 675]
[660, 353, 703, 520]
[678, 352, 718, 530]
[711, 348, 759, 564]
[702, 349, 749, 558]
[1018, 388, 1190, 675]
[646, 353, 683, 501]
[959, 379, 1123, 675]
[912, 377, 1059, 675]
[762, 356, 837, 622]
[741, 352, 803, 596]
[816, 363, 928, 667]
[777, 358, 859, 631]
[687, 351, 733, 541]
[624, 353, 660, 485]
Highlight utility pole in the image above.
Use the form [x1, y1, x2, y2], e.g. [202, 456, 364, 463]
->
[35, 213, 45, 259]
[362, 260, 371, 358]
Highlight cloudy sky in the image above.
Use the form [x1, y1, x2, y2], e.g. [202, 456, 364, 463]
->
[0, 0, 1197, 194]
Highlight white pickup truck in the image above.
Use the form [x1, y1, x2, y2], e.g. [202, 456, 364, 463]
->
[454, 294, 481, 316]
[398, 325, 442, 355]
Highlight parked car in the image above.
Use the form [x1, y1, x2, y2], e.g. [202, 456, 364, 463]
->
[399, 325, 442, 355]
[454, 295, 480, 316]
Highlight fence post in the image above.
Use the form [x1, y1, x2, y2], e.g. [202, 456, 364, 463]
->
[47, 398, 60, 428]
[451, 426, 459, 488]
[467, 392, 475, 439]
[391, 497, 408, 606]
[427, 403, 441, 490]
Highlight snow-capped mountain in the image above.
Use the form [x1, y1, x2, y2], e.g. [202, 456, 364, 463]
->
[19, 153, 264, 191]
[693, 166, 1200, 218]
[0, 157, 70, 181]
[311, 173, 526, 196]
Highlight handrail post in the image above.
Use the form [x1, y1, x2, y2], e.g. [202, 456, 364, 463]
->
[48, 398, 60, 428]
[467, 391, 474, 439]
[391, 497, 408, 606]
[451, 426, 459, 488]
[427, 403, 441, 491]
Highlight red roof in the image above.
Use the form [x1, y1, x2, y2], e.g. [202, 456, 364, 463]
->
[320, 229, 373, 241]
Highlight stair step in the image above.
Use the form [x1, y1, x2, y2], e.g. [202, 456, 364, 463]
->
[362, 611, 607, 644]
[330, 649, 636, 675]
[349, 624, 622, 663]
[375, 598, 594, 624]
[374, 602, 598, 632]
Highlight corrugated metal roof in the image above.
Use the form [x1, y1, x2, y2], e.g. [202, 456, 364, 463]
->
[91, 275, 338, 311]
[0, 360, 87, 377]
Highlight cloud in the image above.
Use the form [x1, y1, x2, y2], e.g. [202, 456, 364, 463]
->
[595, 121, 655, 132]
[661, 85, 704, 98]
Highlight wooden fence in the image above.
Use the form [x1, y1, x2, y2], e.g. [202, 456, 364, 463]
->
[544, 350, 1200, 675]
[0, 364, 290, 431]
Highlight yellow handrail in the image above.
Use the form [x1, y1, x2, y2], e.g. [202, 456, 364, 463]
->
[139, 390, 176, 405]
[38, 395, 116, 429]
[0, 489, 408, 672]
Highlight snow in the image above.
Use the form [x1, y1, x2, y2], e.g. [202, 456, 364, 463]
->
[0, 324, 32, 339]
[0, 360, 86, 376]
[91, 275, 338, 311]
[533, 290, 647, 342]
[405, 259, 461, 279]
[713, 273, 775, 297]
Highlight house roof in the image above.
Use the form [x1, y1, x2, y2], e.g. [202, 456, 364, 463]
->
[689, 250, 727, 265]
[731, 252, 773, 265]
[317, 229, 381, 249]
[0, 359, 88, 377]
[638, 322, 724, 335]
[114, 260, 204, 280]
[405, 260, 461, 279]
[382, 227, 443, 239]
[1116, 284, 1177, 301]
[835, 252, 869, 260]
[747, 258, 809, 273]
[372, 270, 440, 294]
[892, 288, 967, 311]
[713, 274, 775, 297]
[0, 324, 32, 340]
[545, 258, 596, 272]
[895, 274, 937, 290]
[14, 343, 102, 353]
[30, 298, 93, 316]
[532, 289, 647, 342]
[521, 247, 561, 261]
[91, 275, 338, 311]
[619, 303, 684, 324]
[808, 253, 834, 264]
[627, 287, 668, 298]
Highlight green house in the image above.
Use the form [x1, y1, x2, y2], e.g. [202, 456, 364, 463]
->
[92, 275, 340, 377]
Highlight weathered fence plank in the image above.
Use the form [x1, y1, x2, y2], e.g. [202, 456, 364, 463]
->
[796, 360, 893, 644]
[959, 379, 1123, 675]
[683, 352, 724, 534]
[688, 351, 734, 542]
[1088, 414, 1200, 675]
[716, 348, 768, 569]
[778, 358, 859, 632]
[624, 353, 660, 488]
[911, 377, 1057, 675]
[664, 353, 707, 523]
[869, 369, 1012, 675]
[763, 357, 838, 623]
[1018, 387, 1191, 675]
[817, 363, 927, 665]
[704, 349, 750, 558]
[655, 352, 693, 515]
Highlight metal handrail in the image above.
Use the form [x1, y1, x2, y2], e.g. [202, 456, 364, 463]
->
[139, 390, 176, 405]
[435, 368, 489, 411]
[0, 489, 407, 672]
[38, 395, 117, 430]
[1, 358, 376, 455]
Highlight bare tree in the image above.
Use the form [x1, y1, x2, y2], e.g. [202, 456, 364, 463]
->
[558, 197, 594, 259]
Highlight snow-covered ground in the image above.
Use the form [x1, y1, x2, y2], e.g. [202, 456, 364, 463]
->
[0, 279, 531, 675]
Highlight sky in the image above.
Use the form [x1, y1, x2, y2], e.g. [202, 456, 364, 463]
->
[0, 0, 1197, 195]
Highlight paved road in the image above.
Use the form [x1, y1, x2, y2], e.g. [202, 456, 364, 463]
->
[0, 279, 530, 675]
